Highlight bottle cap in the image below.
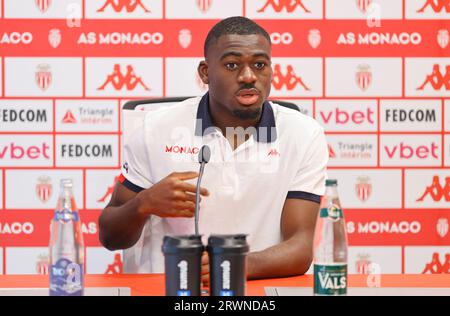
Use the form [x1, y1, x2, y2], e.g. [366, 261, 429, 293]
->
[325, 179, 337, 186]
[60, 179, 73, 188]
[206, 234, 249, 255]
[161, 235, 204, 255]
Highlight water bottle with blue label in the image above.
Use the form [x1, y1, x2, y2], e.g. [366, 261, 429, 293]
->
[313, 179, 348, 296]
[49, 179, 84, 296]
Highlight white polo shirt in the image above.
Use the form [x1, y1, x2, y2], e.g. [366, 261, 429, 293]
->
[120, 93, 328, 273]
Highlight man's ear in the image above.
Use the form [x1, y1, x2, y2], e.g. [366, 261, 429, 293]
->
[197, 61, 209, 84]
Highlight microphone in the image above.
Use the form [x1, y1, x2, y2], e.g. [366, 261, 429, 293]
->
[195, 145, 211, 235]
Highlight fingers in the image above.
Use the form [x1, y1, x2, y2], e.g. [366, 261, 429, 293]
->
[170, 171, 199, 181]
[201, 252, 210, 286]
[176, 181, 210, 196]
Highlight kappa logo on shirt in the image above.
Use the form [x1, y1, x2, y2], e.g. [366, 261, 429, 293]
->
[165, 145, 200, 155]
[267, 149, 281, 157]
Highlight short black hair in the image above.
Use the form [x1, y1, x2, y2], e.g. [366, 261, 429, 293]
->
[204, 16, 271, 56]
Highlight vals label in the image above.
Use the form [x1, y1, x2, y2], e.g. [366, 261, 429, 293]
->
[314, 264, 347, 296]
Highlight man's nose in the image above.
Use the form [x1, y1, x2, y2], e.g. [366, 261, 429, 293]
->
[238, 66, 257, 83]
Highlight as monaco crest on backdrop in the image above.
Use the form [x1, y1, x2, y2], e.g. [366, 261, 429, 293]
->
[437, 29, 449, 49]
[48, 29, 61, 48]
[356, 0, 372, 14]
[197, 0, 212, 13]
[35, 0, 52, 13]
[36, 176, 52, 203]
[35, 64, 52, 91]
[356, 64, 372, 91]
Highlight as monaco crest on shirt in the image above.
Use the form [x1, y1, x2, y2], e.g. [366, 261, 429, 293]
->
[437, 29, 449, 49]
[35, 0, 52, 13]
[356, 0, 372, 14]
[178, 29, 192, 49]
[356, 64, 372, 91]
[436, 218, 449, 238]
[35, 64, 52, 91]
[36, 176, 53, 203]
[308, 29, 321, 49]
[355, 176, 372, 202]
[197, 0, 212, 13]
[48, 29, 61, 48]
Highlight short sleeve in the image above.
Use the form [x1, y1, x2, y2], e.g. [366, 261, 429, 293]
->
[287, 127, 328, 203]
[120, 124, 154, 193]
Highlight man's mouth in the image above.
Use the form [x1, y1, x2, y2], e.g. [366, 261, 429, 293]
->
[235, 89, 260, 106]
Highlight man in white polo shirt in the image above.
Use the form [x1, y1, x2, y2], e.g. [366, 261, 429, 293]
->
[99, 17, 328, 280]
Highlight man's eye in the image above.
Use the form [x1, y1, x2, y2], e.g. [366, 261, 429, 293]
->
[225, 63, 238, 70]
[254, 62, 266, 70]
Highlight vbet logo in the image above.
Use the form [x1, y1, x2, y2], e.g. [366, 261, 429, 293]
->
[316, 100, 377, 132]
[0, 135, 52, 167]
[246, 0, 323, 19]
[270, 58, 322, 97]
[86, 58, 163, 97]
[380, 135, 441, 167]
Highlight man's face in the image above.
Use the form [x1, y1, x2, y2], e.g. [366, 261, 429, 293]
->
[198, 34, 272, 120]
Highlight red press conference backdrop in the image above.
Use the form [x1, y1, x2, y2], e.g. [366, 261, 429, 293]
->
[0, 0, 449, 276]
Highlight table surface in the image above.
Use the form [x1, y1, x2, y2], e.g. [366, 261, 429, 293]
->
[0, 274, 449, 296]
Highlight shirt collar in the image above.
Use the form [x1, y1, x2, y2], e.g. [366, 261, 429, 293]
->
[195, 92, 277, 143]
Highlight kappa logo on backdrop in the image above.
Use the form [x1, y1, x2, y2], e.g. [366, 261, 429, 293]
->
[196, 0, 213, 13]
[355, 253, 372, 274]
[96, 0, 151, 13]
[35, 64, 52, 91]
[35, 0, 52, 13]
[356, 0, 373, 14]
[355, 176, 372, 202]
[36, 253, 49, 275]
[356, 64, 372, 91]
[104, 253, 123, 274]
[416, 176, 450, 202]
[97, 175, 120, 203]
[417, 0, 450, 13]
[97, 64, 150, 91]
[421, 253, 449, 274]
[36, 176, 53, 203]
[416, 64, 450, 91]
[272, 64, 310, 91]
[257, 0, 311, 13]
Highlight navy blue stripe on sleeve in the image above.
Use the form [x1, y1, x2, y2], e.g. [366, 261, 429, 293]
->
[121, 178, 145, 193]
[286, 191, 321, 203]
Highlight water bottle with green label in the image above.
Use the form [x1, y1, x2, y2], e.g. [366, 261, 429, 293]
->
[313, 179, 348, 296]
